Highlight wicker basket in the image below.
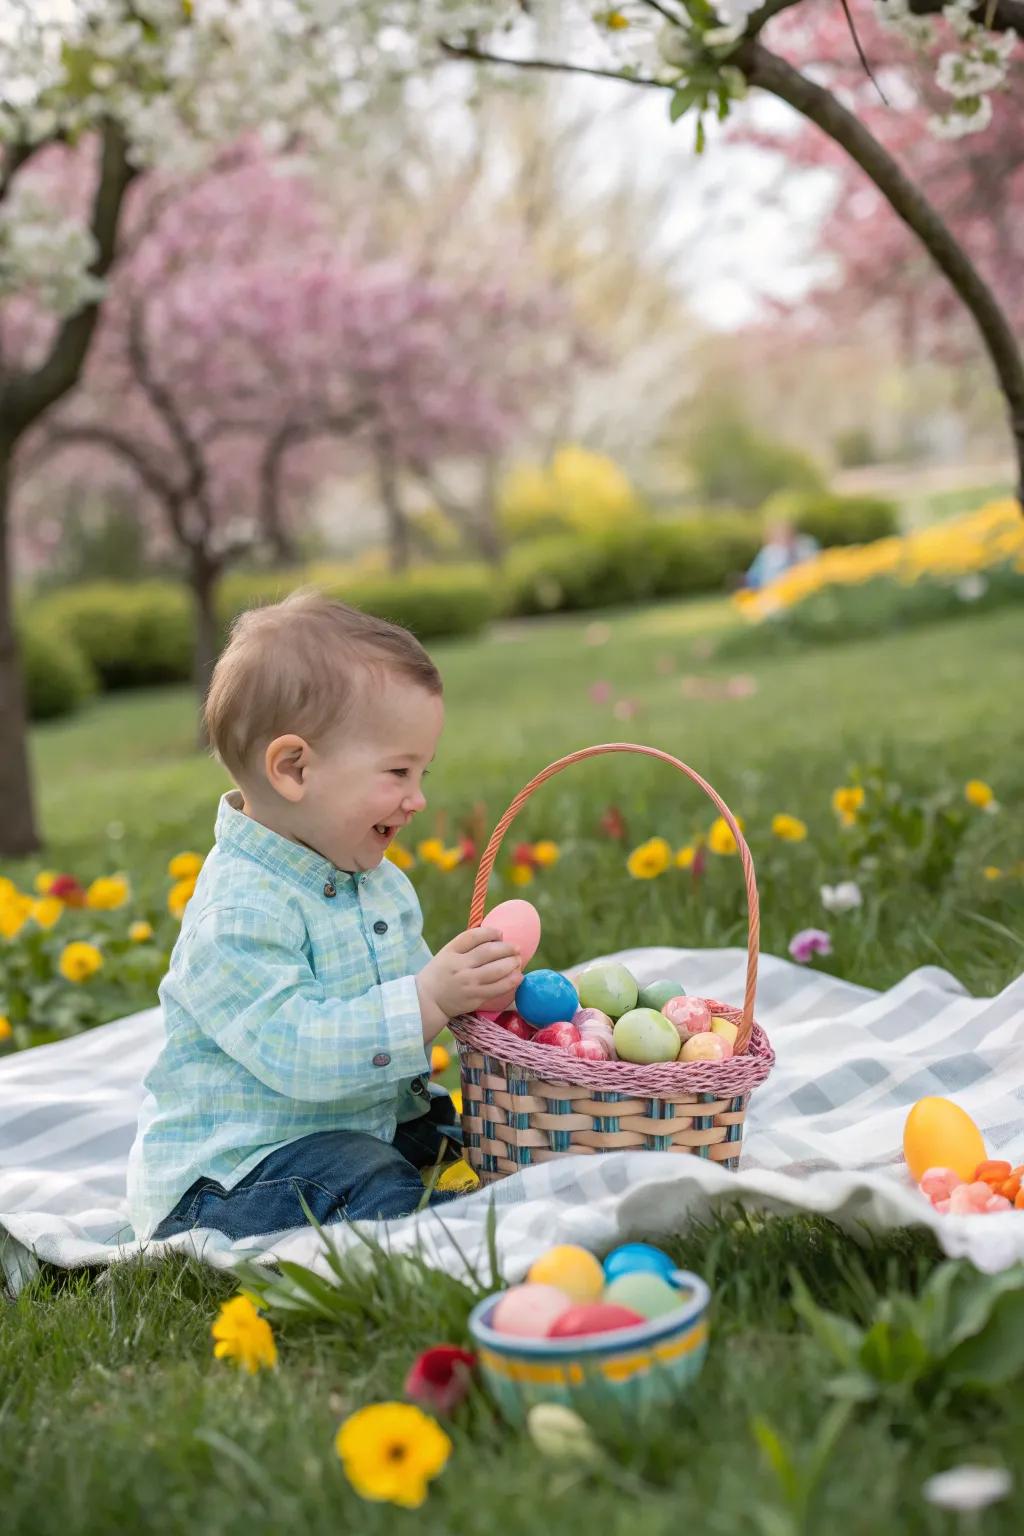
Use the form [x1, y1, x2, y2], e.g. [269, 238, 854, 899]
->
[450, 742, 775, 1183]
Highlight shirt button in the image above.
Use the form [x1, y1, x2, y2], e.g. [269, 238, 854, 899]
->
[323, 881, 336, 898]
[373, 919, 388, 935]
[372, 1052, 391, 1068]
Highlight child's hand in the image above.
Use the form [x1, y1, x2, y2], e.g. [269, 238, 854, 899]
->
[416, 927, 523, 1038]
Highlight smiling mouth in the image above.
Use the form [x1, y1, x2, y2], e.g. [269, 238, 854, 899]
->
[374, 823, 399, 839]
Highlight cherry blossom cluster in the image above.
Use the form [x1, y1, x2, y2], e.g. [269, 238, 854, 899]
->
[874, 0, 1017, 137]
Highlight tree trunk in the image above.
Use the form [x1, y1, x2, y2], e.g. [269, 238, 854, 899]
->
[471, 458, 505, 566]
[737, 40, 1024, 506]
[0, 440, 41, 855]
[190, 549, 222, 746]
[375, 438, 412, 574]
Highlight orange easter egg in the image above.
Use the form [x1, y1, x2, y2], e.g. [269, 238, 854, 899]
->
[903, 1097, 986, 1182]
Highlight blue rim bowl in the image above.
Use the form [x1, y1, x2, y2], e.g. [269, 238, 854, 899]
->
[467, 1269, 711, 1423]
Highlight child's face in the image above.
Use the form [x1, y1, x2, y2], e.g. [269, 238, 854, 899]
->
[300, 677, 444, 873]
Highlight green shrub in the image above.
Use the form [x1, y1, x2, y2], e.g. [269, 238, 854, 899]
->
[502, 516, 762, 616]
[763, 490, 899, 548]
[687, 417, 826, 508]
[31, 582, 194, 689]
[219, 563, 498, 641]
[20, 620, 97, 720]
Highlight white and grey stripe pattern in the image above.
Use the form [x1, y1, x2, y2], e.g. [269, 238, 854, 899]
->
[3, 946, 1024, 1295]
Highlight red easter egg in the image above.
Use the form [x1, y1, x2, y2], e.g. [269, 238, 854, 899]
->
[568, 1037, 610, 1062]
[532, 1023, 582, 1048]
[547, 1302, 648, 1338]
[496, 1010, 535, 1040]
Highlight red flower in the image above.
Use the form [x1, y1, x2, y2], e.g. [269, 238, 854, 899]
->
[512, 841, 538, 869]
[403, 1345, 477, 1415]
[48, 874, 86, 907]
[458, 836, 477, 864]
[599, 805, 627, 842]
[691, 845, 707, 880]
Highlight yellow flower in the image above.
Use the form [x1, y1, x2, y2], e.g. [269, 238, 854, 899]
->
[129, 920, 154, 943]
[965, 779, 995, 809]
[59, 941, 103, 983]
[530, 840, 560, 868]
[0, 1016, 12, 1042]
[627, 836, 672, 879]
[86, 874, 130, 911]
[335, 1402, 452, 1509]
[772, 814, 808, 843]
[385, 842, 415, 871]
[436, 847, 463, 873]
[168, 876, 197, 920]
[508, 862, 534, 886]
[430, 1043, 450, 1074]
[417, 838, 446, 867]
[34, 870, 59, 895]
[31, 896, 64, 929]
[0, 876, 16, 903]
[211, 1295, 277, 1373]
[449, 1087, 463, 1115]
[707, 816, 744, 857]
[831, 786, 865, 827]
[602, 9, 631, 28]
[983, 866, 1003, 881]
[168, 851, 204, 880]
[675, 844, 696, 869]
[0, 892, 33, 940]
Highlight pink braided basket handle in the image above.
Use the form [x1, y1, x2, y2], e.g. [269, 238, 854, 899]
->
[467, 742, 761, 1053]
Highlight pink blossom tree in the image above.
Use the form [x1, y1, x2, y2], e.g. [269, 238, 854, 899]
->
[18, 154, 567, 700]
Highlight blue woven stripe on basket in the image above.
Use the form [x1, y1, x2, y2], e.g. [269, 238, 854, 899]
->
[692, 1090, 719, 1160]
[644, 1094, 675, 1152]
[591, 1089, 622, 1139]
[506, 1067, 533, 1168]
[481, 1052, 503, 1176]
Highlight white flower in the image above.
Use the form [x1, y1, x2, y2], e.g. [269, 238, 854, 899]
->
[713, 0, 762, 24]
[922, 1465, 1011, 1513]
[936, 50, 1007, 98]
[929, 95, 994, 138]
[821, 881, 863, 914]
[956, 573, 987, 602]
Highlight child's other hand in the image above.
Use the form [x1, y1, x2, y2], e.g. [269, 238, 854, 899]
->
[417, 927, 522, 1036]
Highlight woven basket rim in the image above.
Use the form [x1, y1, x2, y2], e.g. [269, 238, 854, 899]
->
[451, 998, 774, 1094]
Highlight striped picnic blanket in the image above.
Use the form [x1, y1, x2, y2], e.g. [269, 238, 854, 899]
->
[3, 946, 1024, 1294]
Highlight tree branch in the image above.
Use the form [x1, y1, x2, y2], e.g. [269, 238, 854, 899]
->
[2, 121, 135, 435]
[438, 39, 664, 89]
[29, 420, 185, 535]
[0, 141, 35, 205]
[744, 0, 1024, 33]
[737, 39, 1024, 502]
[258, 406, 374, 557]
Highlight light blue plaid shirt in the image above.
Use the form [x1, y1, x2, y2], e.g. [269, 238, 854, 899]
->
[128, 792, 432, 1238]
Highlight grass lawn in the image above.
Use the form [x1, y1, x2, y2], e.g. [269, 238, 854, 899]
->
[3, 598, 1023, 1534]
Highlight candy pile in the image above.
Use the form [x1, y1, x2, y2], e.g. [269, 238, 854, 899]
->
[920, 1162, 1024, 1215]
[490, 1243, 689, 1340]
[475, 900, 737, 1067]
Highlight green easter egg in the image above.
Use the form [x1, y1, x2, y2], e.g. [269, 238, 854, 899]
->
[577, 962, 639, 1021]
[603, 1272, 682, 1320]
[637, 978, 687, 1011]
[612, 1007, 681, 1064]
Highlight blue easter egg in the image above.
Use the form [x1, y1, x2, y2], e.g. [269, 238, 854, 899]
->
[602, 1242, 677, 1284]
[515, 969, 579, 1028]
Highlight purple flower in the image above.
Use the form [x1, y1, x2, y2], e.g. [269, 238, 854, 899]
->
[788, 928, 832, 964]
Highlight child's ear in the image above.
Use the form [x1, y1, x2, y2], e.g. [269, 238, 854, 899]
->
[265, 734, 310, 802]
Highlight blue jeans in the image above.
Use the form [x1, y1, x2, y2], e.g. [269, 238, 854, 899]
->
[151, 1090, 463, 1241]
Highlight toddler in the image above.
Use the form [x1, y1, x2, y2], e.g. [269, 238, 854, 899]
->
[127, 592, 522, 1241]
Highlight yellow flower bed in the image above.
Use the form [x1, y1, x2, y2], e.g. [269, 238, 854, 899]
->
[737, 500, 1024, 620]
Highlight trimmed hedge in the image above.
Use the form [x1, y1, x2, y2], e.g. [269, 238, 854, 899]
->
[502, 516, 762, 616]
[763, 491, 899, 548]
[20, 620, 97, 720]
[219, 563, 498, 640]
[31, 581, 194, 690]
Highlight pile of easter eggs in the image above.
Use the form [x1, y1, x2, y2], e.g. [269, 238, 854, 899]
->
[475, 897, 737, 1067]
[491, 1242, 689, 1340]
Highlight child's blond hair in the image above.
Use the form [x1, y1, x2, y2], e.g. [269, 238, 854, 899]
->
[204, 590, 442, 780]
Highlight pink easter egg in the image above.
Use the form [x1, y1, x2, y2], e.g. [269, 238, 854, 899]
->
[491, 1283, 574, 1338]
[477, 1010, 504, 1023]
[482, 899, 542, 966]
[662, 996, 712, 1038]
[568, 1036, 611, 1062]
[573, 1007, 614, 1033]
[533, 1023, 582, 1049]
[681, 1033, 731, 1063]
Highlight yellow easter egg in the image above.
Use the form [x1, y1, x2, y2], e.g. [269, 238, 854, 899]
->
[903, 1097, 986, 1182]
[526, 1244, 605, 1303]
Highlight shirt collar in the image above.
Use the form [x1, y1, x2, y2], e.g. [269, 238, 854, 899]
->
[215, 791, 361, 895]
